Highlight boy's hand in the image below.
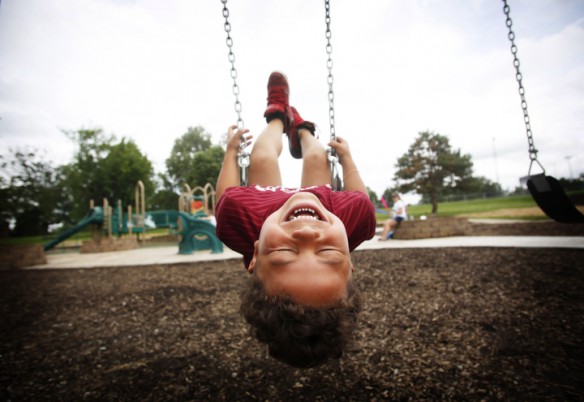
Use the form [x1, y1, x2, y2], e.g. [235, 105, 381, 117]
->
[329, 136, 367, 195]
[227, 125, 252, 153]
[217, 125, 253, 200]
[328, 136, 352, 162]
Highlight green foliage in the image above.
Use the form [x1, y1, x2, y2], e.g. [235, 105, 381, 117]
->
[558, 175, 584, 192]
[394, 131, 473, 213]
[149, 189, 180, 211]
[149, 173, 179, 210]
[366, 187, 380, 208]
[61, 128, 114, 219]
[165, 126, 219, 189]
[62, 128, 154, 221]
[100, 139, 154, 205]
[510, 185, 530, 196]
[421, 176, 503, 203]
[0, 148, 70, 236]
[456, 176, 502, 196]
[191, 145, 225, 189]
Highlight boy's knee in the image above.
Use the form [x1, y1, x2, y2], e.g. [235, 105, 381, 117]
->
[250, 148, 277, 169]
[302, 147, 328, 170]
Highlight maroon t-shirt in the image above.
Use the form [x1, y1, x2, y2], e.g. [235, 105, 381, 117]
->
[215, 185, 376, 267]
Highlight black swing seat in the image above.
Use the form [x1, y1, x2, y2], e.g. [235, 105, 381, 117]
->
[524, 174, 584, 223]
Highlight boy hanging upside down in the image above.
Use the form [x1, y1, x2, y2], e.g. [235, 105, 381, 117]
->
[215, 71, 376, 368]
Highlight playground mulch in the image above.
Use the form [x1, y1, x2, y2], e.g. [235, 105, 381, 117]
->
[1, 222, 584, 401]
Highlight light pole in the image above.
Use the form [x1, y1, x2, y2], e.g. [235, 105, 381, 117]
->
[565, 156, 574, 179]
[492, 137, 500, 184]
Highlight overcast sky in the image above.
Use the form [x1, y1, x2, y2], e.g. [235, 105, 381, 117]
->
[1, 0, 583, 200]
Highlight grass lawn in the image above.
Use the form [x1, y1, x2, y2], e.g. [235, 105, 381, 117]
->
[376, 194, 547, 221]
[0, 227, 172, 247]
[409, 195, 538, 217]
[0, 235, 49, 246]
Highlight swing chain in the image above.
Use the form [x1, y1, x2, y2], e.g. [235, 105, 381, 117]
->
[324, 0, 342, 190]
[221, 0, 250, 185]
[502, 0, 543, 175]
[324, 0, 335, 143]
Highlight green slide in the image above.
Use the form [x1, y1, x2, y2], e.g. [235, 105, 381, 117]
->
[44, 207, 104, 251]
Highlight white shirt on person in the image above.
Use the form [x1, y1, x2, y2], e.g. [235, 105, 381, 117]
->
[392, 199, 407, 219]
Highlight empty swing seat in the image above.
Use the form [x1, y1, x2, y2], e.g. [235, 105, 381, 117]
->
[526, 174, 584, 223]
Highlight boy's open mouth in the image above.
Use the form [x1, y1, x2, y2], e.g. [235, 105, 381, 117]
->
[287, 207, 323, 222]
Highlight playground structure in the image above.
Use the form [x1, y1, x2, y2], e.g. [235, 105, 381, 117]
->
[43, 206, 105, 251]
[178, 183, 217, 217]
[176, 183, 222, 254]
[44, 181, 223, 255]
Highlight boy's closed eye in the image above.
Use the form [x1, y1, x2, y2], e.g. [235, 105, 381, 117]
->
[270, 248, 295, 254]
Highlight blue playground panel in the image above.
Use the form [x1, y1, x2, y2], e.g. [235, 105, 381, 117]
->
[112, 209, 222, 254]
[177, 211, 223, 254]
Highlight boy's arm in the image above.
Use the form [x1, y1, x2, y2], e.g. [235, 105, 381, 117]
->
[328, 136, 368, 196]
[216, 125, 252, 201]
[339, 155, 368, 196]
[216, 147, 240, 201]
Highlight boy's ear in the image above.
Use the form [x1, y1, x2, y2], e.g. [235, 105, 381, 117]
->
[247, 240, 260, 273]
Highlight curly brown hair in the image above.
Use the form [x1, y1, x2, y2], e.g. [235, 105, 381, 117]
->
[239, 274, 361, 368]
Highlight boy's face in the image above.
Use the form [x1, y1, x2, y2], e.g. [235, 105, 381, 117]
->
[248, 192, 353, 307]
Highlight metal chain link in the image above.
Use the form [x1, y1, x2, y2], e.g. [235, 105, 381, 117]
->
[502, 0, 543, 175]
[221, 0, 250, 185]
[324, 0, 335, 142]
[324, 0, 342, 190]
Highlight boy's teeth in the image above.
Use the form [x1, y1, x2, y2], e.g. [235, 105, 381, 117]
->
[288, 208, 319, 221]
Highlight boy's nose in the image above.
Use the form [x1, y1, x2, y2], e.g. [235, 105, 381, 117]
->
[291, 225, 321, 241]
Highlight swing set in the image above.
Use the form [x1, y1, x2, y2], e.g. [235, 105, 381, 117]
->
[219, 0, 584, 223]
[502, 1, 584, 223]
[220, 0, 342, 191]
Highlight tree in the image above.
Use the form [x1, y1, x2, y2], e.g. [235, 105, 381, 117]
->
[191, 145, 225, 189]
[394, 131, 473, 214]
[99, 139, 154, 205]
[442, 176, 503, 201]
[61, 128, 115, 219]
[150, 173, 180, 211]
[366, 187, 380, 209]
[166, 126, 214, 189]
[558, 175, 584, 192]
[0, 148, 70, 236]
[62, 128, 154, 221]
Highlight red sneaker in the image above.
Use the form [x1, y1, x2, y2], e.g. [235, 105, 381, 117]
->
[287, 106, 316, 159]
[264, 71, 293, 132]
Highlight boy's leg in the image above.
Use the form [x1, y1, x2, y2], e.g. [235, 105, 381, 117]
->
[288, 107, 329, 187]
[299, 129, 331, 187]
[248, 119, 285, 187]
[249, 71, 292, 187]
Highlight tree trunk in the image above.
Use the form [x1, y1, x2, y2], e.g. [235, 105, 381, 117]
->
[431, 193, 438, 215]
